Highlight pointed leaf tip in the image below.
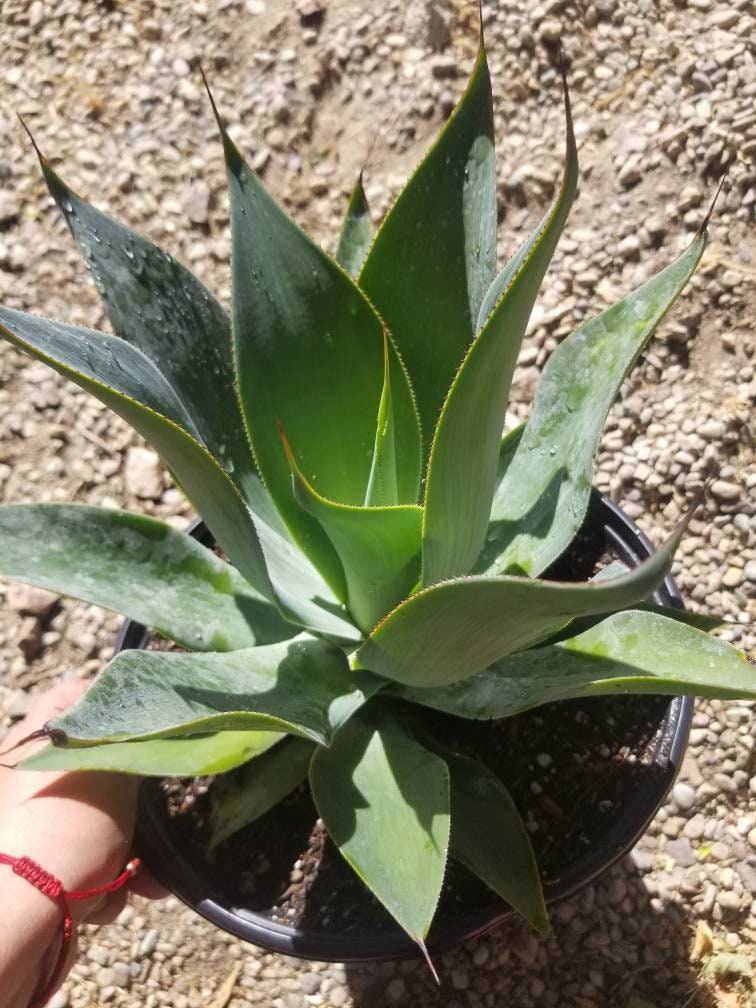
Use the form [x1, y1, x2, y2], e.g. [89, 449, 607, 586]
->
[418, 941, 441, 984]
[17, 114, 45, 163]
[200, 65, 221, 127]
[556, 47, 574, 128]
[701, 169, 728, 233]
[421, 54, 577, 586]
[202, 68, 244, 173]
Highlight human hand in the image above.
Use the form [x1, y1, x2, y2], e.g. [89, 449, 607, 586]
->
[0, 680, 148, 1008]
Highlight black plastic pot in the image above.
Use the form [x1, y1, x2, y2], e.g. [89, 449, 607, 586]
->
[127, 491, 692, 962]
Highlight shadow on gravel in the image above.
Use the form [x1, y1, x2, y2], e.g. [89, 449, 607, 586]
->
[343, 856, 724, 1008]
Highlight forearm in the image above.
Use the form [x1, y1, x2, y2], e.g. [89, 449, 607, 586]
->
[0, 786, 132, 1008]
[0, 863, 65, 1008]
[0, 684, 142, 1007]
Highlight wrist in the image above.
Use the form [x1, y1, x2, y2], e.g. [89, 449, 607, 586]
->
[0, 848, 64, 1008]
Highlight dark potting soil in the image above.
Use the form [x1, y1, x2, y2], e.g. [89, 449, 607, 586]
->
[140, 514, 671, 938]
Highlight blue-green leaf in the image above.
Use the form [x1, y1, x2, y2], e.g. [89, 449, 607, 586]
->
[444, 749, 548, 932]
[20, 730, 281, 777]
[478, 231, 706, 578]
[209, 736, 314, 848]
[336, 174, 373, 278]
[281, 427, 422, 633]
[0, 307, 273, 600]
[0, 504, 293, 650]
[358, 42, 496, 455]
[48, 636, 383, 747]
[397, 611, 756, 719]
[213, 88, 420, 597]
[37, 149, 258, 505]
[356, 517, 687, 687]
[421, 76, 578, 586]
[310, 704, 449, 946]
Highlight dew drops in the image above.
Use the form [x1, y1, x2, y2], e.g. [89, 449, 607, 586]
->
[60, 196, 73, 213]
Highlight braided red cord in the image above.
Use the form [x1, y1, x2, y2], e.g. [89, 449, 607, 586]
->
[0, 852, 140, 1008]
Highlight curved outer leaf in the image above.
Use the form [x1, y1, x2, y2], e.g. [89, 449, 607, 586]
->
[336, 174, 373, 278]
[443, 749, 548, 932]
[356, 516, 687, 687]
[534, 557, 726, 647]
[538, 602, 726, 648]
[282, 428, 422, 633]
[0, 311, 357, 643]
[0, 504, 293, 651]
[47, 635, 382, 746]
[38, 156, 258, 504]
[358, 42, 496, 455]
[209, 736, 314, 848]
[478, 231, 707, 579]
[396, 611, 756, 720]
[310, 705, 450, 945]
[421, 80, 578, 587]
[216, 106, 421, 596]
[0, 307, 273, 601]
[20, 730, 281, 777]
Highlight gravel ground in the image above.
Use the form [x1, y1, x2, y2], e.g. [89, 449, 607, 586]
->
[1, 0, 754, 1006]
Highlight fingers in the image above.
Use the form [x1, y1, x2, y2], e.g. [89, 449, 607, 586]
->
[78, 862, 170, 925]
[84, 887, 129, 926]
[128, 865, 170, 901]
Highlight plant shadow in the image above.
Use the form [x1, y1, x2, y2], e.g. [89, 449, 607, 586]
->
[343, 857, 723, 1007]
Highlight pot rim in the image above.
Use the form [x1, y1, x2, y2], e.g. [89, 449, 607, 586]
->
[130, 491, 693, 962]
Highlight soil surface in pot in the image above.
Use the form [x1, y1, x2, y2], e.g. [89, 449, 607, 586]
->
[142, 517, 671, 938]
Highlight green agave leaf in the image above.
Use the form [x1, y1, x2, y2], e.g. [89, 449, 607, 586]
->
[209, 736, 314, 848]
[310, 704, 449, 946]
[0, 504, 293, 650]
[36, 149, 258, 504]
[281, 427, 422, 633]
[539, 601, 726, 648]
[365, 329, 399, 507]
[20, 730, 281, 777]
[48, 635, 383, 746]
[358, 42, 496, 455]
[443, 748, 548, 932]
[397, 610, 756, 719]
[478, 232, 706, 579]
[0, 307, 273, 601]
[356, 516, 687, 687]
[336, 173, 373, 278]
[534, 558, 725, 647]
[250, 494, 363, 643]
[212, 91, 420, 597]
[422, 77, 578, 587]
[0, 309, 356, 642]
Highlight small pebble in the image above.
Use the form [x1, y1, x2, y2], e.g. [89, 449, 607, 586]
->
[672, 782, 696, 811]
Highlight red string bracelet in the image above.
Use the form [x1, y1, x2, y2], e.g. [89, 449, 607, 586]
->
[0, 852, 140, 1008]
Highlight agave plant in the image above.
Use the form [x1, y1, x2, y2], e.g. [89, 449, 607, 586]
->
[1, 35, 754, 957]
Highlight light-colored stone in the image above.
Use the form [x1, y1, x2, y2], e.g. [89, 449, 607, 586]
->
[672, 782, 696, 811]
[6, 583, 59, 616]
[184, 189, 211, 226]
[666, 837, 697, 866]
[124, 447, 164, 500]
[684, 814, 706, 840]
[710, 479, 740, 502]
